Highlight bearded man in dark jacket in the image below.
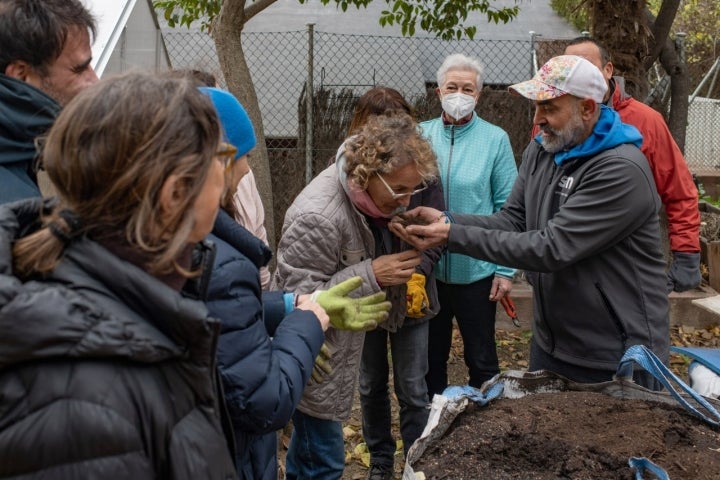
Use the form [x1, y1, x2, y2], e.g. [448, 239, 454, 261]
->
[392, 55, 670, 389]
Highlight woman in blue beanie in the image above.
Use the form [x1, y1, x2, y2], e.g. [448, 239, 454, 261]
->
[199, 87, 391, 480]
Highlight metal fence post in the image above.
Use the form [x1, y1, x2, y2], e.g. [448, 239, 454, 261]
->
[305, 23, 315, 184]
[675, 32, 686, 64]
[529, 31, 537, 76]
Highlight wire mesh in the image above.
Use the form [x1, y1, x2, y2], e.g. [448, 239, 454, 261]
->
[161, 28, 718, 243]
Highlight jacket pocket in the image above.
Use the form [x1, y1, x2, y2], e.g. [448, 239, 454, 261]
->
[340, 248, 366, 267]
[595, 283, 628, 350]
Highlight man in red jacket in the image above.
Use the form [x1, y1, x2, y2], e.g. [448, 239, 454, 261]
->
[562, 36, 701, 292]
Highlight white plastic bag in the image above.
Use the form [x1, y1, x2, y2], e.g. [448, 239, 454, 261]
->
[690, 361, 720, 398]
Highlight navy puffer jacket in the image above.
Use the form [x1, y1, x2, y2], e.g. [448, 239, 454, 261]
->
[0, 199, 237, 479]
[208, 210, 324, 480]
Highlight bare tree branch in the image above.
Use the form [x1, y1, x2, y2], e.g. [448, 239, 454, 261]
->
[644, 0, 680, 70]
[659, 35, 689, 151]
[245, 0, 277, 23]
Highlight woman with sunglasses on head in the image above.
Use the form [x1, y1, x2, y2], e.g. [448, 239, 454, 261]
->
[273, 98, 441, 480]
[0, 72, 237, 478]
[199, 87, 391, 480]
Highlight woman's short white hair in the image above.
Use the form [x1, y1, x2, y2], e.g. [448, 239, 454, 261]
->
[436, 53, 484, 89]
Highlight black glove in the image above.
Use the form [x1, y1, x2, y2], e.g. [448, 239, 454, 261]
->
[667, 251, 701, 293]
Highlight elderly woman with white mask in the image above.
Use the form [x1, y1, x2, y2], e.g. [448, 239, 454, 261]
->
[419, 53, 519, 399]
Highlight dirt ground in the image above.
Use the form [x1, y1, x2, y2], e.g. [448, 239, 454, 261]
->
[278, 323, 720, 479]
[413, 392, 720, 479]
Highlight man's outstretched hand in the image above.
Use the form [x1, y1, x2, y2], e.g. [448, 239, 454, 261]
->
[389, 206, 451, 251]
[314, 276, 391, 331]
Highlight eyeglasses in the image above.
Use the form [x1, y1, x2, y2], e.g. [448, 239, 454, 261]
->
[376, 172, 428, 199]
[215, 142, 238, 172]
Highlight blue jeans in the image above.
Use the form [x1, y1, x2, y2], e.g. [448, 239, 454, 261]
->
[359, 321, 430, 466]
[285, 409, 345, 480]
[426, 277, 499, 396]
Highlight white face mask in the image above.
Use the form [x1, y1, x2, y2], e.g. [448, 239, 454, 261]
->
[441, 92, 477, 120]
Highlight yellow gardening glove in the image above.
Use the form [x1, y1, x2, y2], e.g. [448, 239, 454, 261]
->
[406, 273, 429, 318]
[311, 342, 333, 384]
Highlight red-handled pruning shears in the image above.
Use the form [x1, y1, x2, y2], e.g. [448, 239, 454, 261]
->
[500, 295, 521, 328]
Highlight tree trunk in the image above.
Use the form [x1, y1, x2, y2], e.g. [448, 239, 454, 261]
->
[590, 1, 687, 149]
[213, 0, 277, 249]
[644, 0, 680, 69]
[659, 36, 689, 151]
[644, 5, 687, 151]
[590, 0, 650, 99]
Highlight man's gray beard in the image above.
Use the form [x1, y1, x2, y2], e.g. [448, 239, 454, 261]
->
[540, 109, 585, 153]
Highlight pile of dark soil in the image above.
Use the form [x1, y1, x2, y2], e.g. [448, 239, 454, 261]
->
[412, 391, 720, 480]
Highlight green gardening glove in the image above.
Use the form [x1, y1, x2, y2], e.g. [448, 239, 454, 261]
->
[312, 276, 391, 331]
[311, 342, 333, 384]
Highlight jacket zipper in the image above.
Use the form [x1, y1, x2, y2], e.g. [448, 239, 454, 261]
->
[443, 126, 455, 281]
[207, 319, 237, 469]
[535, 157, 558, 352]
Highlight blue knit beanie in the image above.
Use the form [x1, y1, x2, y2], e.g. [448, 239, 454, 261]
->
[199, 87, 257, 159]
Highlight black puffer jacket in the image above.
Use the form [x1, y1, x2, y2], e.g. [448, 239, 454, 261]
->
[0, 200, 237, 479]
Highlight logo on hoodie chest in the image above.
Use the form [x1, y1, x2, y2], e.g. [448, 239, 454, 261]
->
[555, 175, 574, 199]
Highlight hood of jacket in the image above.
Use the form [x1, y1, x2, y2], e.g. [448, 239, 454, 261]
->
[212, 208, 272, 270]
[541, 104, 643, 166]
[0, 199, 218, 369]
[0, 75, 60, 165]
[608, 76, 633, 106]
[0, 75, 60, 202]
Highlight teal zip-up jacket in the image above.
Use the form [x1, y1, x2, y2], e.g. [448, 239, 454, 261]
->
[419, 113, 517, 284]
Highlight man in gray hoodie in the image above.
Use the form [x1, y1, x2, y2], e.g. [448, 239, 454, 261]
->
[391, 55, 669, 389]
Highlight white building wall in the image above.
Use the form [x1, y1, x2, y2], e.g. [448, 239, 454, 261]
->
[104, 0, 169, 75]
[89, 0, 169, 77]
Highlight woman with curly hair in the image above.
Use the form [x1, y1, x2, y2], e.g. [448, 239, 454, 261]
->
[273, 110, 440, 480]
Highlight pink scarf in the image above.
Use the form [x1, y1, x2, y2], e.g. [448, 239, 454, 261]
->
[347, 179, 394, 219]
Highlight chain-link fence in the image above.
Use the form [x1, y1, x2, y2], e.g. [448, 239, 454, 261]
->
[163, 29, 538, 242]
[163, 28, 718, 168]
[162, 28, 719, 243]
[164, 29, 534, 136]
[687, 97, 720, 171]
